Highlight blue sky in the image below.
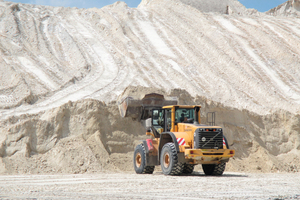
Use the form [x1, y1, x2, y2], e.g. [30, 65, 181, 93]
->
[6, 0, 287, 12]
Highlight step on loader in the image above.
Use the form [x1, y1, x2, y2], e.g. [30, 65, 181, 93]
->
[118, 93, 235, 176]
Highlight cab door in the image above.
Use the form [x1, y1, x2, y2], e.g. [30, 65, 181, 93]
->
[164, 109, 172, 132]
[152, 109, 165, 134]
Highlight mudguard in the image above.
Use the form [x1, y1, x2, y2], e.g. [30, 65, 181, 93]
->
[159, 132, 180, 153]
[158, 132, 185, 164]
[142, 140, 158, 166]
[142, 139, 154, 153]
[223, 136, 229, 149]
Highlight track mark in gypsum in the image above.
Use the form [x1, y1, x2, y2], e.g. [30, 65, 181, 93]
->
[68, 12, 124, 100]
[13, 11, 54, 90]
[128, 12, 174, 89]
[222, 20, 279, 87]
[207, 17, 278, 101]
[252, 19, 300, 94]
[77, 21, 135, 99]
[77, 12, 151, 93]
[0, 14, 120, 118]
[262, 19, 300, 57]
[170, 14, 233, 91]
[212, 17, 268, 81]
[70, 13, 123, 81]
[140, 9, 209, 92]
[39, 18, 68, 84]
[143, 11, 203, 91]
[120, 17, 158, 88]
[236, 31, 300, 101]
[148, 11, 205, 92]
[151, 9, 211, 73]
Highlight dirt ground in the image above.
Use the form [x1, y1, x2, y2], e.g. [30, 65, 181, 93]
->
[0, 172, 299, 200]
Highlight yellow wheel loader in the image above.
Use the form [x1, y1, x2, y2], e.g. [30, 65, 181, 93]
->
[118, 93, 235, 176]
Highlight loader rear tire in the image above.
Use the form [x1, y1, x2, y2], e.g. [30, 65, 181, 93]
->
[160, 143, 183, 175]
[182, 164, 194, 174]
[133, 144, 155, 174]
[202, 163, 226, 176]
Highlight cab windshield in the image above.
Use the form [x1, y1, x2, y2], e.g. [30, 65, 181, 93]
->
[176, 108, 194, 123]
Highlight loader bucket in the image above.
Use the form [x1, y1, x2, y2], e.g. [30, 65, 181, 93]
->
[118, 93, 178, 120]
[118, 97, 143, 119]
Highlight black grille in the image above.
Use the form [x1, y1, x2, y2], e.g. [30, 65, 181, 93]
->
[194, 128, 223, 149]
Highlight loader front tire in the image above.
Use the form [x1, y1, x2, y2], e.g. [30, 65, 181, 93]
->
[160, 143, 183, 175]
[202, 163, 226, 176]
[133, 144, 155, 174]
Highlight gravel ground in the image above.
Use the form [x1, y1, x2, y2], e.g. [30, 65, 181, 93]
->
[0, 172, 299, 200]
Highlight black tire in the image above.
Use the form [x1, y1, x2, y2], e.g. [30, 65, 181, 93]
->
[202, 163, 226, 176]
[182, 164, 194, 174]
[160, 143, 183, 175]
[133, 144, 155, 174]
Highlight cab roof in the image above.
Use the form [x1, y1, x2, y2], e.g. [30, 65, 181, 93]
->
[162, 105, 201, 109]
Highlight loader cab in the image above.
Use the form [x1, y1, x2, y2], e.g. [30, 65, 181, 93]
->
[151, 106, 201, 134]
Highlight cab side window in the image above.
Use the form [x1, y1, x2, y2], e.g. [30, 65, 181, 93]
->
[152, 109, 164, 133]
[176, 108, 194, 123]
[165, 109, 171, 132]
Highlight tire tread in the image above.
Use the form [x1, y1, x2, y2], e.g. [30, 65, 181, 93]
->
[182, 164, 194, 174]
[161, 143, 183, 175]
[202, 163, 226, 176]
[134, 144, 155, 174]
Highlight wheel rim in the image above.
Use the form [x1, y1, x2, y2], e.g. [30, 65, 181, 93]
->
[163, 152, 170, 168]
[136, 152, 142, 168]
